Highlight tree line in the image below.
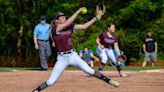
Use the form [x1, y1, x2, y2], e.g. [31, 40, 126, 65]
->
[0, 0, 163, 67]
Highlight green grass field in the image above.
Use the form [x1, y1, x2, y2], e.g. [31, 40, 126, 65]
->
[0, 66, 164, 72]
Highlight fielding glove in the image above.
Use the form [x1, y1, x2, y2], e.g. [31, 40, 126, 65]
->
[95, 3, 106, 21]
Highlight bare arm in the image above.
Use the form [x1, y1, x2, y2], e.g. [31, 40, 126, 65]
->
[56, 7, 85, 31]
[114, 42, 121, 56]
[96, 37, 104, 49]
[33, 34, 39, 49]
[74, 17, 97, 30]
[90, 53, 96, 59]
[155, 42, 157, 52]
[90, 53, 99, 61]
[79, 53, 83, 58]
[143, 43, 146, 53]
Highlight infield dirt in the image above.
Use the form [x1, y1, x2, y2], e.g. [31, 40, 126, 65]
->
[0, 70, 164, 92]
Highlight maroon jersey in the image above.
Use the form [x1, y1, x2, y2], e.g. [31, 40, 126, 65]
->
[52, 25, 74, 52]
[98, 32, 118, 48]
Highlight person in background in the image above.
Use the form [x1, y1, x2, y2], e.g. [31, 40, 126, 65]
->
[142, 31, 157, 67]
[79, 48, 99, 68]
[33, 15, 52, 71]
[96, 23, 127, 77]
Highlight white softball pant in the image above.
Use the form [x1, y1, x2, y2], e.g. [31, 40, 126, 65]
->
[46, 51, 95, 86]
[96, 46, 117, 65]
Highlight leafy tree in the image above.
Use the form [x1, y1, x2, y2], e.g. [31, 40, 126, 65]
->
[0, 0, 163, 66]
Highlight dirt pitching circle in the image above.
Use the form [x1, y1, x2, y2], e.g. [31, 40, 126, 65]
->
[0, 70, 164, 92]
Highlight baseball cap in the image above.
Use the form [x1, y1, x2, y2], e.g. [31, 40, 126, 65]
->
[55, 11, 65, 19]
[40, 15, 46, 20]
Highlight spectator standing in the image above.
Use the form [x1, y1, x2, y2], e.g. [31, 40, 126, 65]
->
[142, 31, 157, 67]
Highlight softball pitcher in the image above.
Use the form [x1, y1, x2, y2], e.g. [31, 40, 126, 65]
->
[32, 6, 119, 92]
[96, 23, 127, 77]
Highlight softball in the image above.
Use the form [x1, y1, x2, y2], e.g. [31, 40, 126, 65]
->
[82, 8, 87, 14]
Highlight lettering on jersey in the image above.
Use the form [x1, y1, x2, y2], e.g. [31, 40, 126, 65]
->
[145, 38, 153, 42]
[104, 38, 115, 43]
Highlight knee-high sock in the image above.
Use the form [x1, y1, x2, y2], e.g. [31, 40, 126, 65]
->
[116, 65, 122, 74]
[93, 71, 111, 83]
[98, 62, 105, 71]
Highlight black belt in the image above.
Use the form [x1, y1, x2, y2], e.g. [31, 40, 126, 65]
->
[58, 49, 74, 55]
[38, 39, 49, 42]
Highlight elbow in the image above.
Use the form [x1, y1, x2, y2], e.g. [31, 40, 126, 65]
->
[96, 40, 100, 46]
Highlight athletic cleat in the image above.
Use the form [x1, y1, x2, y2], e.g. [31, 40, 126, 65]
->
[109, 80, 119, 87]
[120, 73, 127, 77]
